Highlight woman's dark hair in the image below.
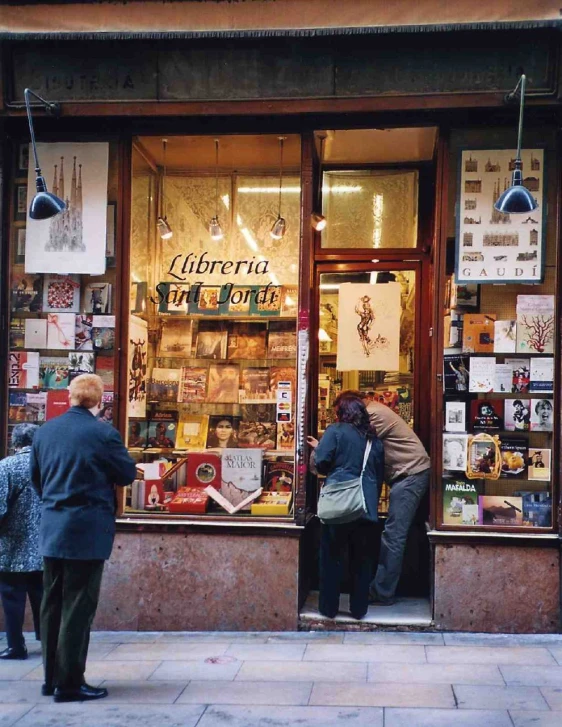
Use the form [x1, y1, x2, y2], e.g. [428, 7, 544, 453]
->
[333, 390, 378, 439]
[12, 423, 39, 449]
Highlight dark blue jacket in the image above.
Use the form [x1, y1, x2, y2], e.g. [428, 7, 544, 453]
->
[314, 422, 384, 522]
[30, 406, 137, 560]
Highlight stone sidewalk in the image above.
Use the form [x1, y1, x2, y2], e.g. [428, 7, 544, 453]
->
[1, 630, 562, 726]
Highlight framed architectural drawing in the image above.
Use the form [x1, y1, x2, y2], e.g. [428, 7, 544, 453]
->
[25, 142, 109, 275]
[336, 282, 400, 371]
[456, 149, 544, 284]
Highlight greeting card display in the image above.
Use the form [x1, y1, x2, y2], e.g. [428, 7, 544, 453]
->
[46, 313, 75, 350]
[516, 295, 554, 354]
[493, 320, 517, 353]
[42, 275, 80, 313]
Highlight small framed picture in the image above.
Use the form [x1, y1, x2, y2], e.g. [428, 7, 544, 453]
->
[17, 143, 29, 176]
[106, 203, 116, 266]
[442, 433, 468, 472]
[12, 227, 26, 264]
[14, 184, 27, 221]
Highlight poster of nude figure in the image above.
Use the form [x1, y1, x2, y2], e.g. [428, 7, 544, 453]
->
[127, 315, 148, 418]
[336, 283, 401, 371]
[25, 142, 109, 275]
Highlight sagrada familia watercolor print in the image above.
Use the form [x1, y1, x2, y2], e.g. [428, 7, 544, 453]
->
[25, 142, 109, 275]
[336, 282, 401, 372]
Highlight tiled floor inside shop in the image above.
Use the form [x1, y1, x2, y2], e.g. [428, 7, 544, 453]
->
[1, 628, 562, 725]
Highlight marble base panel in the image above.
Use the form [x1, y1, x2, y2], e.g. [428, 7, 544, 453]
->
[434, 543, 560, 633]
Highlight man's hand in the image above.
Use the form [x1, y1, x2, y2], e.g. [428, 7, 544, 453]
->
[307, 436, 319, 449]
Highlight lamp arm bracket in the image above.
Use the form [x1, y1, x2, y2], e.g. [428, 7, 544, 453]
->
[24, 89, 61, 116]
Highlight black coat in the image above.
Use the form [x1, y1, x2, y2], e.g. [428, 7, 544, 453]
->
[30, 406, 137, 560]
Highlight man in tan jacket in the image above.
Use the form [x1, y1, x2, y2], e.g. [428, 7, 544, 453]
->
[363, 396, 430, 605]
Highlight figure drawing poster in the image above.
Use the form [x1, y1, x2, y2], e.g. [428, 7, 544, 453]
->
[25, 142, 109, 275]
[337, 283, 400, 372]
[128, 315, 148, 418]
[456, 149, 544, 284]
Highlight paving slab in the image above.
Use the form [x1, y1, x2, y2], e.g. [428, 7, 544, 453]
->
[97, 680, 187, 703]
[268, 632, 344, 643]
[368, 662, 504, 685]
[501, 665, 562, 687]
[510, 712, 562, 727]
[158, 631, 269, 642]
[309, 682, 455, 708]
[104, 643, 230, 661]
[385, 708, 513, 727]
[454, 685, 549, 710]
[149, 659, 242, 681]
[89, 631, 162, 643]
[304, 644, 426, 663]
[176, 680, 313, 705]
[236, 660, 368, 682]
[540, 686, 562, 709]
[344, 632, 444, 645]
[0, 659, 41, 681]
[23, 660, 158, 682]
[0, 681, 55, 703]
[427, 646, 557, 665]
[0, 705, 35, 727]
[548, 648, 562, 665]
[12, 703, 206, 727]
[197, 705, 384, 726]
[445, 633, 562, 648]
[224, 644, 306, 661]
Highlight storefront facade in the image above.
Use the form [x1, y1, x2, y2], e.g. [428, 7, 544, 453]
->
[1, 2, 561, 633]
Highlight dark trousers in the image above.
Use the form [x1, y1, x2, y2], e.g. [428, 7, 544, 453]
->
[41, 557, 104, 689]
[0, 571, 43, 649]
[319, 519, 376, 620]
[371, 468, 430, 602]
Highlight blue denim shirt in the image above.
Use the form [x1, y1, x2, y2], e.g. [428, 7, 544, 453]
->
[313, 422, 384, 522]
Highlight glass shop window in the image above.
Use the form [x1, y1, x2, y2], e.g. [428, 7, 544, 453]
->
[125, 135, 301, 519]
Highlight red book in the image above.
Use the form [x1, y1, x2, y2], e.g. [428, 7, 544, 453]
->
[46, 390, 70, 420]
[168, 487, 209, 514]
[187, 452, 221, 488]
[144, 479, 166, 510]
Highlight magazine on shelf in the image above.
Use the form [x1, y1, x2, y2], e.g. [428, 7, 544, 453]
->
[175, 414, 210, 450]
[504, 398, 531, 432]
[499, 438, 527, 478]
[493, 320, 517, 353]
[470, 399, 503, 432]
[24, 319, 47, 349]
[42, 274, 80, 313]
[46, 312, 75, 351]
[146, 412, 178, 448]
[515, 295, 555, 354]
[238, 421, 277, 450]
[443, 354, 470, 394]
[95, 356, 114, 391]
[157, 282, 190, 315]
[444, 401, 466, 433]
[8, 352, 39, 389]
[442, 476, 483, 526]
[240, 367, 273, 403]
[227, 323, 267, 360]
[515, 491, 552, 527]
[9, 319, 26, 349]
[39, 356, 70, 389]
[46, 390, 70, 420]
[11, 272, 42, 313]
[195, 329, 228, 360]
[468, 357, 495, 393]
[177, 366, 207, 403]
[92, 326, 115, 352]
[148, 367, 181, 402]
[529, 358, 554, 393]
[188, 286, 222, 315]
[530, 398, 554, 432]
[479, 495, 523, 526]
[264, 460, 294, 492]
[8, 391, 47, 423]
[280, 286, 298, 317]
[220, 448, 263, 509]
[505, 358, 530, 393]
[207, 364, 240, 403]
[249, 286, 281, 316]
[158, 319, 193, 358]
[462, 314, 496, 353]
[527, 447, 551, 481]
[187, 451, 221, 488]
[206, 415, 241, 448]
[267, 323, 297, 359]
[276, 421, 295, 450]
[127, 419, 148, 448]
[82, 282, 112, 315]
[68, 352, 95, 375]
[75, 314, 94, 350]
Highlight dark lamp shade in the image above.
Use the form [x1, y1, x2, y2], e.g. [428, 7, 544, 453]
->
[270, 216, 286, 239]
[29, 176, 66, 220]
[494, 185, 538, 215]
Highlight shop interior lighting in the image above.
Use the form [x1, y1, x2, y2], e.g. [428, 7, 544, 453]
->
[494, 74, 538, 214]
[270, 136, 287, 239]
[157, 138, 173, 239]
[209, 138, 224, 241]
[311, 134, 327, 231]
[25, 88, 66, 220]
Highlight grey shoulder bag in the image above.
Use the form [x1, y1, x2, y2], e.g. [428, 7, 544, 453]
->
[317, 440, 372, 525]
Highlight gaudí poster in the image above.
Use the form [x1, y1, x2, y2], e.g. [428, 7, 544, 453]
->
[336, 282, 401, 371]
[25, 142, 109, 275]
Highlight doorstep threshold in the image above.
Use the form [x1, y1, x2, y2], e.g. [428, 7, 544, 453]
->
[299, 592, 433, 630]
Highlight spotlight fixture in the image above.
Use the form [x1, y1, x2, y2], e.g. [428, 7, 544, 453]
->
[157, 138, 173, 240]
[270, 136, 287, 239]
[311, 133, 327, 231]
[24, 88, 66, 220]
[494, 74, 538, 215]
[209, 138, 224, 241]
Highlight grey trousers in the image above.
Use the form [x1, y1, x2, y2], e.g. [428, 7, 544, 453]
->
[371, 468, 430, 602]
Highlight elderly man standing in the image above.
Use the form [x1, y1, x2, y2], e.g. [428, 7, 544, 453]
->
[0, 424, 42, 660]
[30, 374, 136, 703]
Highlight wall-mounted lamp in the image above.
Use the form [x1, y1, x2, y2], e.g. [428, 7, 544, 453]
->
[157, 138, 173, 239]
[494, 74, 538, 214]
[24, 88, 66, 220]
[270, 136, 287, 239]
[209, 138, 224, 241]
[311, 134, 327, 231]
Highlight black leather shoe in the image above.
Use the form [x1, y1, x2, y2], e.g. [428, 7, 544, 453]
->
[54, 684, 108, 703]
[0, 647, 27, 660]
[41, 684, 54, 697]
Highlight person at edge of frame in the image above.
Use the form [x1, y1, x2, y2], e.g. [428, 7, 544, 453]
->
[0, 423, 42, 660]
[355, 390, 431, 606]
[307, 391, 384, 620]
[30, 374, 137, 703]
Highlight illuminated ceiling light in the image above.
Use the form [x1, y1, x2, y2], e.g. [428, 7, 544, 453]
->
[209, 138, 224, 240]
[311, 134, 327, 232]
[270, 136, 287, 239]
[494, 74, 538, 214]
[157, 138, 173, 239]
[25, 88, 66, 220]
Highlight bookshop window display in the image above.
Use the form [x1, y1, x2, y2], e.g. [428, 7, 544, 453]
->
[125, 135, 301, 519]
[441, 139, 557, 531]
[6, 140, 118, 452]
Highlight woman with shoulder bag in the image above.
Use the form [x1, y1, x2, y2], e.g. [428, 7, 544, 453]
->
[308, 392, 384, 620]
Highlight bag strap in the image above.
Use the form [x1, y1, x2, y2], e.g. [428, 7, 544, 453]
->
[359, 439, 372, 481]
